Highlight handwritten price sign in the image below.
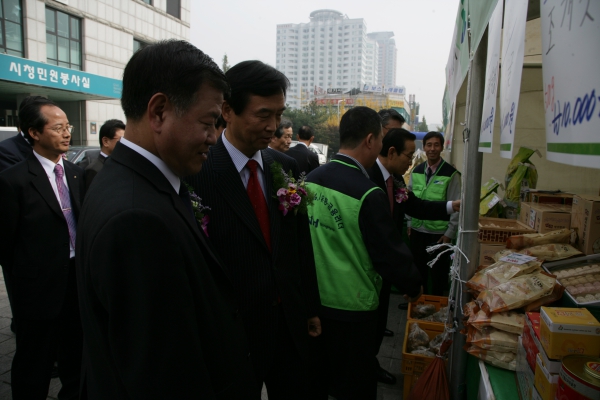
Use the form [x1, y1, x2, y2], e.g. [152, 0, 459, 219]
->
[542, 0, 600, 169]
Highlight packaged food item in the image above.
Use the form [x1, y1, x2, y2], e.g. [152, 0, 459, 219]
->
[421, 306, 449, 323]
[466, 325, 519, 352]
[467, 258, 543, 292]
[522, 283, 565, 312]
[554, 264, 600, 279]
[506, 228, 571, 250]
[411, 303, 436, 319]
[539, 307, 600, 359]
[468, 310, 525, 335]
[410, 348, 435, 358]
[476, 271, 556, 314]
[407, 323, 430, 352]
[464, 344, 517, 371]
[428, 333, 444, 354]
[463, 301, 480, 318]
[534, 353, 559, 400]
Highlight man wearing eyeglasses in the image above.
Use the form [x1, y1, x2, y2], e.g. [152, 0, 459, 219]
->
[84, 119, 125, 189]
[0, 99, 84, 399]
[378, 109, 406, 136]
[367, 128, 458, 385]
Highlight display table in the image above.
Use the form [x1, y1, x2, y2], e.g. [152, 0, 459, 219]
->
[466, 355, 519, 400]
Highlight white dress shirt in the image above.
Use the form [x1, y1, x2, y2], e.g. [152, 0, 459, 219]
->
[222, 129, 267, 199]
[33, 150, 75, 258]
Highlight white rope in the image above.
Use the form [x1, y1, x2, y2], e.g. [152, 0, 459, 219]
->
[425, 243, 470, 269]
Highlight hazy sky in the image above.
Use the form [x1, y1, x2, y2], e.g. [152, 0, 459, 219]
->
[190, 0, 459, 125]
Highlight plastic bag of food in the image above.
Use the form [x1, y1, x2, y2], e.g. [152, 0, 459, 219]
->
[411, 303, 436, 319]
[429, 333, 444, 354]
[523, 283, 565, 312]
[464, 345, 517, 371]
[476, 271, 556, 314]
[506, 229, 571, 250]
[411, 348, 435, 358]
[468, 310, 525, 335]
[480, 178, 501, 200]
[407, 323, 430, 352]
[466, 325, 519, 352]
[431, 306, 448, 323]
[506, 163, 537, 206]
[480, 192, 502, 217]
[505, 147, 536, 179]
[495, 243, 581, 262]
[467, 258, 542, 292]
[463, 301, 480, 319]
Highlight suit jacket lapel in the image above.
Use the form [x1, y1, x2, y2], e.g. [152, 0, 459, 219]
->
[261, 149, 282, 256]
[27, 157, 64, 219]
[64, 161, 82, 216]
[210, 140, 269, 251]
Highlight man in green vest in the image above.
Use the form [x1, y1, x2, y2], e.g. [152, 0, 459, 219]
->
[306, 106, 422, 400]
[407, 131, 461, 296]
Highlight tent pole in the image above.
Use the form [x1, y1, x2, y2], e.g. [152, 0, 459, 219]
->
[448, 28, 487, 400]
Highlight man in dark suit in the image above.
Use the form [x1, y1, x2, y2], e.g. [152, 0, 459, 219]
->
[185, 60, 321, 399]
[84, 118, 124, 189]
[286, 125, 320, 175]
[367, 128, 458, 385]
[76, 40, 256, 399]
[378, 108, 406, 135]
[0, 99, 84, 399]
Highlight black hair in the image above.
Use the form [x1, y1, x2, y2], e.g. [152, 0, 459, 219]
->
[380, 128, 416, 156]
[339, 106, 382, 149]
[225, 60, 289, 115]
[99, 119, 126, 147]
[18, 96, 60, 142]
[121, 39, 229, 120]
[273, 120, 292, 139]
[298, 125, 314, 140]
[423, 131, 445, 147]
[215, 115, 226, 130]
[378, 108, 406, 127]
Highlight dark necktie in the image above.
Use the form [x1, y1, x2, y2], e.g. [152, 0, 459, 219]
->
[178, 182, 195, 222]
[426, 167, 433, 184]
[246, 160, 271, 251]
[386, 176, 394, 212]
[54, 164, 77, 248]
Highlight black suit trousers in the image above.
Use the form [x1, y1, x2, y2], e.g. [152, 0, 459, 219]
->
[11, 260, 82, 400]
[410, 230, 451, 296]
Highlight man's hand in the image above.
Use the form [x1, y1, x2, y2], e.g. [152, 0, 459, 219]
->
[403, 286, 423, 304]
[452, 200, 461, 212]
[307, 316, 322, 337]
[407, 227, 411, 237]
[438, 235, 452, 244]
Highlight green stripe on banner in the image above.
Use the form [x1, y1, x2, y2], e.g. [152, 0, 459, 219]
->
[479, 142, 492, 148]
[547, 143, 600, 156]
[500, 144, 512, 151]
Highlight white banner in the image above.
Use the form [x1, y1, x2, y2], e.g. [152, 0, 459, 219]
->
[479, 0, 503, 153]
[499, 0, 528, 159]
[445, 0, 470, 104]
[542, 0, 600, 169]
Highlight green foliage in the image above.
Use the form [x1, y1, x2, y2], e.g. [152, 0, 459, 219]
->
[416, 115, 429, 132]
[222, 54, 231, 73]
[283, 101, 340, 157]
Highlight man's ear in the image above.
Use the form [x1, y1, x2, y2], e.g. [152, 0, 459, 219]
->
[147, 93, 169, 132]
[365, 132, 375, 149]
[28, 128, 40, 143]
[388, 146, 397, 159]
[222, 101, 233, 123]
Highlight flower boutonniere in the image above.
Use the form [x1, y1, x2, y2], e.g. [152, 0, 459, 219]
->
[270, 162, 315, 216]
[184, 183, 210, 236]
[393, 177, 409, 204]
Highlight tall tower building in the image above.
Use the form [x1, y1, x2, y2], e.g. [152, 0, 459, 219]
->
[276, 10, 370, 109]
[367, 31, 397, 88]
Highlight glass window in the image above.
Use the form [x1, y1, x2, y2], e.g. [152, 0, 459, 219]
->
[46, 7, 81, 70]
[142, 0, 152, 4]
[0, 0, 24, 56]
[166, 0, 180, 19]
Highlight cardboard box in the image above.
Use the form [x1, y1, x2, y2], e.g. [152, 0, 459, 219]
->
[534, 353, 559, 400]
[522, 314, 540, 372]
[524, 190, 574, 205]
[524, 311, 562, 374]
[571, 194, 600, 255]
[516, 337, 536, 400]
[520, 202, 532, 226]
[478, 243, 506, 266]
[478, 217, 535, 243]
[528, 203, 572, 233]
[539, 307, 600, 359]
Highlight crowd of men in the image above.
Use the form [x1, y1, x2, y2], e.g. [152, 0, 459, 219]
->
[0, 39, 460, 400]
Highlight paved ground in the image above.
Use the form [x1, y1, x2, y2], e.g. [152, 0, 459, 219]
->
[0, 272, 409, 400]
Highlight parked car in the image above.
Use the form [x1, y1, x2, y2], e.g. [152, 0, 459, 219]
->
[289, 141, 328, 165]
[64, 146, 101, 169]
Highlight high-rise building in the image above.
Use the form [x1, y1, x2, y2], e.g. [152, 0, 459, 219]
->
[366, 31, 397, 88]
[276, 10, 373, 109]
[0, 0, 188, 145]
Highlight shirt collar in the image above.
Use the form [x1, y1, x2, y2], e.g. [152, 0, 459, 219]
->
[296, 142, 308, 148]
[376, 157, 391, 182]
[33, 150, 65, 177]
[427, 158, 443, 174]
[119, 138, 180, 193]
[100, 151, 109, 158]
[336, 153, 369, 178]
[222, 129, 263, 172]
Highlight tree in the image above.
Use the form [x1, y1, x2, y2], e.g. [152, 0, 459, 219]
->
[283, 101, 340, 157]
[416, 115, 428, 132]
[222, 54, 231, 73]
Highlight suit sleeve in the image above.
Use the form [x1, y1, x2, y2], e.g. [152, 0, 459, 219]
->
[84, 168, 97, 191]
[88, 210, 217, 399]
[0, 174, 18, 269]
[359, 189, 422, 298]
[0, 146, 20, 173]
[444, 173, 461, 239]
[309, 153, 320, 172]
[404, 193, 450, 221]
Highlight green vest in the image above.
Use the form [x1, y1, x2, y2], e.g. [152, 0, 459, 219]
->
[306, 163, 383, 312]
[411, 160, 458, 232]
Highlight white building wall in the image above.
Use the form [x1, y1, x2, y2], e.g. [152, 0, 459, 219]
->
[22, 0, 189, 145]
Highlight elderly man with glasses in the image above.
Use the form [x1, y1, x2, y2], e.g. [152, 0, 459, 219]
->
[378, 108, 406, 135]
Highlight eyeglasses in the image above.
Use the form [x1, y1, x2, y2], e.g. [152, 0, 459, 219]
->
[48, 125, 74, 134]
[400, 152, 413, 159]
